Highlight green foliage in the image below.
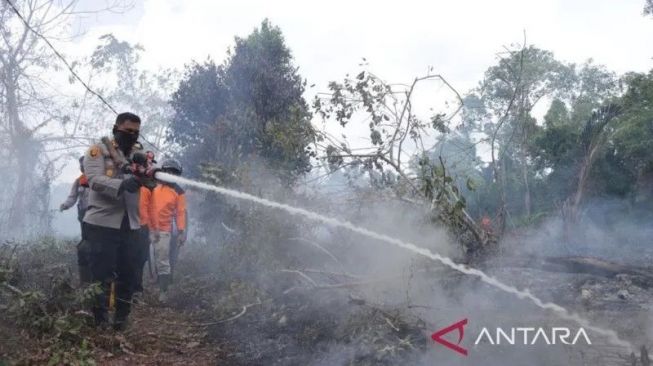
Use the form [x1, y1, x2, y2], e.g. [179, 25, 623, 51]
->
[0, 240, 98, 365]
[90, 34, 144, 83]
[47, 339, 95, 366]
[86, 34, 177, 153]
[528, 70, 653, 208]
[313, 65, 491, 254]
[417, 156, 465, 212]
[543, 99, 570, 127]
[481, 46, 572, 116]
[315, 70, 460, 193]
[466, 47, 627, 223]
[315, 70, 393, 128]
[170, 19, 315, 184]
[613, 72, 653, 175]
[196, 163, 308, 276]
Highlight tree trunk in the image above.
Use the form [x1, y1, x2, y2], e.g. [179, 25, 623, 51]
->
[3, 58, 35, 236]
[519, 97, 532, 218]
[571, 146, 598, 218]
[521, 146, 531, 218]
[499, 255, 653, 284]
[497, 157, 508, 234]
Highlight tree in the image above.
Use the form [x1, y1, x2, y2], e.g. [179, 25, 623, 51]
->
[472, 47, 621, 232]
[478, 45, 571, 227]
[529, 61, 620, 216]
[611, 72, 653, 207]
[314, 66, 492, 257]
[0, 0, 129, 237]
[645, 0, 653, 15]
[170, 20, 315, 184]
[562, 104, 621, 228]
[81, 34, 177, 153]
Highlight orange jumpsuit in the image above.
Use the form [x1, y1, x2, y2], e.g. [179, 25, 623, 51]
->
[149, 183, 187, 276]
[139, 186, 153, 228]
[150, 183, 187, 233]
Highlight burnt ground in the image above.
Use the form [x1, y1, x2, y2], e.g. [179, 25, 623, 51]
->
[156, 256, 653, 366]
[0, 294, 222, 365]
[2, 238, 653, 365]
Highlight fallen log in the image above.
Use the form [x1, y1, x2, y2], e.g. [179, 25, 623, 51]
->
[497, 256, 653, 285]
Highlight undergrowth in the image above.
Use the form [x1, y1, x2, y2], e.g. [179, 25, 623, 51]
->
[0, 238, 98, 365]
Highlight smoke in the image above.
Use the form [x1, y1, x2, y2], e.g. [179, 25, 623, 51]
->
[21, 157, 647, 364]
[0, 151, 57, 240]
[500, 197, 653, 264]
[49, 182, 84, 238]
[158, 171, 637, 365]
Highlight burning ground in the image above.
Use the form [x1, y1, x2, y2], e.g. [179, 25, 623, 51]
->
[1, 7, 653, 365]
[2, 194, 653, 366]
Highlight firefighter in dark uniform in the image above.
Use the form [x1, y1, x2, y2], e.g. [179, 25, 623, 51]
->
[83, 112, 145, 330]
[59, 156, 92, 284]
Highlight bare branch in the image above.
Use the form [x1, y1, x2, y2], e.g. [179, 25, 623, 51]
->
[288, 237, 341, 264]
[279, 269, 319, 287]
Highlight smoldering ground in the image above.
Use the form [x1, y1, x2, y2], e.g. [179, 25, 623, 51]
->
[2, 155, 647, 365]
[158, 166, 649, 366]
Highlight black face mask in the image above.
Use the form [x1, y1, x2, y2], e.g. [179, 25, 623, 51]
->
[113, 129, 139, 153]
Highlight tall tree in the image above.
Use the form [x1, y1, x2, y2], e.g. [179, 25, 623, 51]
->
[611, 72, 653, 206]
[529, 61, 620, 215]
[0, 0, 128, 237]
[474, 48, 621, 231]
[81, 34, 177, 153]
[478, 45, 571, 229]
[170, 20, 314, 184]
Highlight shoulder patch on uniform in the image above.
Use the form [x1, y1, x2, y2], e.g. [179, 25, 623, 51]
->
[173, 183, 185, 195]
[88, 145, 101, 158]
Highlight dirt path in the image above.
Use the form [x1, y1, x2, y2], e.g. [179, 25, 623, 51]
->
[91, 295, 226, 365]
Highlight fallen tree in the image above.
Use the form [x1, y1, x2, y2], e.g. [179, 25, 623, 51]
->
[498, 255, 653, 284]
[313, 69, 495, 260]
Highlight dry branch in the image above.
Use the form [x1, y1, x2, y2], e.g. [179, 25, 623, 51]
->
[499, 256, 653, 283]
[288, 237, 341, 264]
[193, 297, 263, 327]
[279, 269, 320, 287]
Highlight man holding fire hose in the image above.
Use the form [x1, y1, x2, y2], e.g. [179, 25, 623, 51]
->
[82, 112, 156, 330]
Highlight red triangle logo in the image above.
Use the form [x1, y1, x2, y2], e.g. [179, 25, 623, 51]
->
[431, 318, 468, 356]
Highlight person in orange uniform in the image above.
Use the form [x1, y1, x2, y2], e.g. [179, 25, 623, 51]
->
[149, 159, 187, 302]
[134, 186, 152, 298]
[480, 213, 493, 235]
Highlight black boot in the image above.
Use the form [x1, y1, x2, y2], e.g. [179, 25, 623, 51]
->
[114, 301, 131, 331]
[93, 307, 110, 329]
[113, 316, 129, 331]
[92, 279, 111, 328]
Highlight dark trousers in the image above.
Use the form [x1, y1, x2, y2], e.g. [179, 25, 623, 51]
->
[86, 216, 139, 324]
[77, 221, 93, 284]
[134, 226, 150, 292]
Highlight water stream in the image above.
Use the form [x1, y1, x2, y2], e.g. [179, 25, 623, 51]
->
[156, 172, 634, 352]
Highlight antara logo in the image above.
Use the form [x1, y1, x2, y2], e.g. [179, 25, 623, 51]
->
[431, 319, 469, 356]
[431, 319, 592, 356]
